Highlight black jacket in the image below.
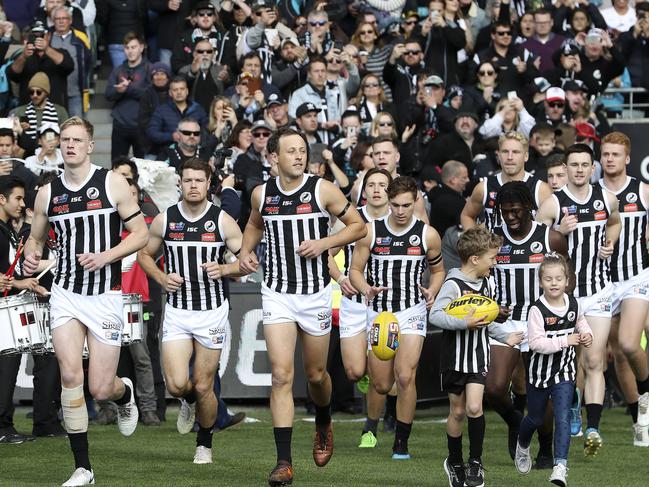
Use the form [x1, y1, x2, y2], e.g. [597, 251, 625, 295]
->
[382, 60, 425, 105]
[427, 184, 465, 238]
[96, 0, 148, 43]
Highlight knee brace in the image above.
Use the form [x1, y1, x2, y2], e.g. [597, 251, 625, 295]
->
[61, 384, 88, 433]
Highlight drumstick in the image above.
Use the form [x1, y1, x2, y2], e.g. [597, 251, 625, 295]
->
[17, 260, 56, 296]
[3, 237, 24, 297]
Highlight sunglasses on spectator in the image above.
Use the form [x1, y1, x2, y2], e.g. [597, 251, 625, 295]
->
[478, 70, 495, 76]
[309, 20, 327, 26]
[196, 49, 214, 54]
[547, 102, 564, 108]
[253, 131, 271, 138]
[495, 31, 512, 36]
[404, 50, 421, 55]
[29, 89, 43, 96]
[378, 122, 393, 127]
[360, 30, 374, 35]
[404, 20, 417, 25]
[197, 11, 214, 17]
[364, 83, 379, 88]
[180, 130, 201, 136]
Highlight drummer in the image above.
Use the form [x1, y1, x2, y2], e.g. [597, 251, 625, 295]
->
[0, 175, 51, 445]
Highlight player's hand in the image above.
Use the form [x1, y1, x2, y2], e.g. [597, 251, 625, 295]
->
[22, 251, 42, 276]
[164, 273, 184, 292]
[239, 252, 259, 275]
[464, 307, 489, 329]
[559, 208, 578, 235]
[296, 239, 328, 259]
[338, 276, 359, 298]
[567, 333, 581, 346]
[364, 285, 388, 304]
[505, 331, 524, 347]
[494, 306, 511, 323]
[76, 252, 110, 272]
[419, 285, 436, 309]
[579, 332, 593, 347]
[598, 239, 614, 259]
[202, 262, 225, 280]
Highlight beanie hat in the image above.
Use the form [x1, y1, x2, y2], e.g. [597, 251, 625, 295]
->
[29, 72, 50, 94]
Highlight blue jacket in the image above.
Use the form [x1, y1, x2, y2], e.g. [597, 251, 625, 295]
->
[146, 99, 208, 146]
[105, 59, 151, 128]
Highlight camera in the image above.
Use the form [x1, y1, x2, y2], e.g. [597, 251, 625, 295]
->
[28, 21, 46, 45]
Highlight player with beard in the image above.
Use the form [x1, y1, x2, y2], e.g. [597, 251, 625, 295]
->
[598, 132, 649, 446]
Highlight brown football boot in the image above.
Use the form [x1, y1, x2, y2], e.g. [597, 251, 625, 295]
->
[268, 460, 293, 486]
[312, 422, 334, 467]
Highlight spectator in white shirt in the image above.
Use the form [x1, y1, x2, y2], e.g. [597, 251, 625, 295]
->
[24, 122, 63, 176]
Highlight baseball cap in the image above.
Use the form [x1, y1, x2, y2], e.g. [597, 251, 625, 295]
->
[296, 102, 320, 118]
[281, 37, 299, 48]
[575, 122, 599, 142]
[252, 0, 272, 11]
[251, 120, 272, 132]
[546, 87, 566, 103]
[423, 75, 444, 87]
[194, 1, 216, 13]
[561, 40, 580, 56]
[267, 93, 286, 107]
[563, 79, 587, 93]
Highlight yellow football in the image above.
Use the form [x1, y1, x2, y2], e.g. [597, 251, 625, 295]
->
[444, 294, 500, 324]
[370, 311, 400, 361]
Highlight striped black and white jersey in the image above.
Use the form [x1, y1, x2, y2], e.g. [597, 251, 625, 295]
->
[342, 206, 372, 304]
[440, 276, 491, 374]
[47, 165, 122, 295]
[553, 185, 612, 297]
[599, 177, 649, 283]
[367, 217, 427, 312]
[162, 202, 227, 311]
[493, 222, 551, 321]
[481, 172, 543, 230]
[260, 174, 331, 294]
[528, 295, 579, 388]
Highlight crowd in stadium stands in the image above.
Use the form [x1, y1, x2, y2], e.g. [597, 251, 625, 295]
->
[0, 0, 647, 441]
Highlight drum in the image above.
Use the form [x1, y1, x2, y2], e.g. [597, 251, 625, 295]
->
[122, 294, 143, 346]
[0, 294, 42, 354]
[34, 303, 89, 358]
[35, 302, 54, 354]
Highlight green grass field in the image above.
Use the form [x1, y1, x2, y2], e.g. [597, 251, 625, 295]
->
[1, 405, 645, 486]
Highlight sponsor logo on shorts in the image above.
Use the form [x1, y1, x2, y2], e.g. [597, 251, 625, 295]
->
[376, 237, 392, 245]
[53, 204, 69, 214]
[106, 331, 119, 341]
[499, 245, 511, 254]
[407, 246, 421, 255]
[567, 311, 576, 321]
[594, 211, 607, 221]
[530, 241, 543, 253]
[529, 254, 544, 263]
[634, 285, 648, 295]
[409, 235, 421, 246]
[266, 196, 280, 204]
[593, 199, 604, 211]
[319, 321, 330, 330]
[169, 222, 184, 231]
[168, 232, 184, 240]
[86, 187, 100, 200]
[201, 233, 215, 242]
[374, 246, 390, 255]
[102, 321, 121, 331]
[52, 194, 68, 204]
[624, 203, 638, 213]
[263, 311, 271, 318]
[87, 199, 102, 210]
[204, 220, 216, 232]
[209, 326, 226, 335]
[300, 192, 312, 203]
[296, 203, 311, 214]
[317, 310, 332, 321]
[266, 206, 279, 215]
[627, 192, 638, 203]
[212, 336, 224, 344]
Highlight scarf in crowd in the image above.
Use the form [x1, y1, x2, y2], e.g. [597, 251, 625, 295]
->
[25, 100, 59, 140]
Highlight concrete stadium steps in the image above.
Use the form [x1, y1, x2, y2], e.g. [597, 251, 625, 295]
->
[87, 78, 112, 168]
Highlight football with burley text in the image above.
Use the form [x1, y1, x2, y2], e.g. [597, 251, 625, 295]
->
[370, 311, 400, 360]
[444, 294, 499, 324]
